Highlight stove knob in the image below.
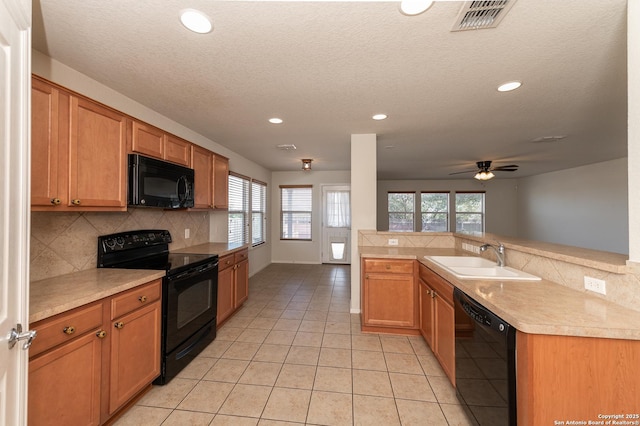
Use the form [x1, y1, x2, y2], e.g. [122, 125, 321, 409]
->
[115, 237, 125, 247]
[499, 323, 505, 332]
[105, 239, 116, 249]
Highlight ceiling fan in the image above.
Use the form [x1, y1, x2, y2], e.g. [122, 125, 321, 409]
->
[449, 160, 519, 180]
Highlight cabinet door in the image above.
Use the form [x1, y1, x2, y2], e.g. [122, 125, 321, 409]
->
[109, 301, 161, 414]
[213, 155, 229, 209]
[191, 145, 214, 209]
[31, 77, 65, 208]
[419, 279, 434, 349]
[28, 332, 102, 426]
[164, 135, 191, 166]
[69, 96, 127, 209]
[235, 259, 249, 308]
[131, 121, 165, 159]
[217, 266, 235, 326]
[363, 272, 416, 328]
[434, 294, 455, 385]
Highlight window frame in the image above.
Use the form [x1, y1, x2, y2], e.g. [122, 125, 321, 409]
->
[228, 172, 251, 245]
[251, 179, 267, 247]
[454, 191, 486, 233]
[387, 192, 416, 232]
[420, 191, 450, 232]
[280, 185, 313, 241]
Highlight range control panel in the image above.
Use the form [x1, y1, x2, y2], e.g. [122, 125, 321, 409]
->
[98, 230, 172, 253]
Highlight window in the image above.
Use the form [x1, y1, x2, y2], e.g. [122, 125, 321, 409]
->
[388, 192, 415, 232]
[281, 185, 312, 240]
[325, 190, 350, 228]
[421, 192, 449, 232]
[251, 180, 267, 246]
[228, 173, 250, 244]
[455, 192, 485, 233]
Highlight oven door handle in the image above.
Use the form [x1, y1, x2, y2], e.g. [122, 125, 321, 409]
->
[167, 261, 218, 281]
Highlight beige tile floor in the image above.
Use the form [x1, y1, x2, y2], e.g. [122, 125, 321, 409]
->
[114, 263, 477, 426]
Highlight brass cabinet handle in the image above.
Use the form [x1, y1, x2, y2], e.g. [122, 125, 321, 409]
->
[431, 291, 436, 299]
[385, 264, 391, 269]
[365, 274, 369, 279]
[138, 295, 147, 303]
[71, 199, 81, 205]
[63, 326, 75, 335]
[96, 330, 107, 338]
[114, 322, 124, 329]
[50, 198, 61, 205]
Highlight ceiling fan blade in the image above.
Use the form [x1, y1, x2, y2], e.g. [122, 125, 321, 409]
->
[449, 169, 477, 175]
[492, 165, 519, 171]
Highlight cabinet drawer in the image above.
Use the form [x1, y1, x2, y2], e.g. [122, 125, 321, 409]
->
[419, 263, 453, 305]
[219, 254, 234, 271]
[111, 279, 162, 320]
[364, 259, 414, 274]
[29, 301, 103, 358]
[234, 248, 248, 264]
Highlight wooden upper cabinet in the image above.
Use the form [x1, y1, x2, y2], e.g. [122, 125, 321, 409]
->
[191, 145, 214, 209]
[131, 121, 165, 158]
[31, 77, 65, 208]
[213, 154, 229, 209]
[69, 96, 128, 209]
[164, 135, 191, 166]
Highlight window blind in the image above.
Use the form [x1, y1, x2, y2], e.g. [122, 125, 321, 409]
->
[251, 180, 267, 246]
[228, 173, 250, 244]
[280, 185, 312, 240]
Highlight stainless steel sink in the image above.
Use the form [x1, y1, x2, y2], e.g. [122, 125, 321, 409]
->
[424, 255, 541, 281]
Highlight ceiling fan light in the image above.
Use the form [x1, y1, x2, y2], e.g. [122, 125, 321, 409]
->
[399, 0, 435, 16]
[474, 171, 494, 181]
[180, 9, 213, 34]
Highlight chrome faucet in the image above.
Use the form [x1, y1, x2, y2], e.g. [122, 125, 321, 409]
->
[480, 242, 505, 267]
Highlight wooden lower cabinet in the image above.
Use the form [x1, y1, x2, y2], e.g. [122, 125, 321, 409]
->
[516, 332, 640, 425]
[108, 300, 161, 414]
[216, 249, 249, 326]
[361, 259, 419, 334]
[418, 263, 456, 384]
[28, 279, 162, 425]
[28, 331, 103, 426]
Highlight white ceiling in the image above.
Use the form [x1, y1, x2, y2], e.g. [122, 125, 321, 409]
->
[32, 0, 628, 180]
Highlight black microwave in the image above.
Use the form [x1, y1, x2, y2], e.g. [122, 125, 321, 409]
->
[128, 154, 195, 209]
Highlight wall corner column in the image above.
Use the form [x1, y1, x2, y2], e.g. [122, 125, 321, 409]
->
[629, 0, 640, 263]
[350, 134, 377, 313]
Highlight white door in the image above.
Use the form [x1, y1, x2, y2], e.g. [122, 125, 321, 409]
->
[0, 0, 32, 424]
[322, 185, 351, 264]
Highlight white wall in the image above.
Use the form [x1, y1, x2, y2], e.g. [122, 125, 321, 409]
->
[270, 170, 351, 264]
[33, 51, 273, 275]
[629, 0, 640, 262]
[377, 179, 519, 237]
[516, 158, 628, 254]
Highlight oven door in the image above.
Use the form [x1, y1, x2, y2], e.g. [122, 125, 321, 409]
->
[164, 260, 218, 353]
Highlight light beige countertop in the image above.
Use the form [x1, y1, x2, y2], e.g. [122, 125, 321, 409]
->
[30, 269, 165, 323]
[360, 246, 640, 341]
[174, 242, 248, 257]
[30, 242, 248, 324]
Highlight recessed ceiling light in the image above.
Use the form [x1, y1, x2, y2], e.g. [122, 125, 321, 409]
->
[399, 0, 435, 16]
[180, 9, 212, 34]
[372, 114, 388, 120]
[269, 118, 283, 124]
[497, 81, 522, 92]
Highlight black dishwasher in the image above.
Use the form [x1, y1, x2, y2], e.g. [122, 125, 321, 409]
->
[453, 288, 516, 426]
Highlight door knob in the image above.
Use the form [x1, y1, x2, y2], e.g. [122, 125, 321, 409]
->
[8, 324, 37, 350]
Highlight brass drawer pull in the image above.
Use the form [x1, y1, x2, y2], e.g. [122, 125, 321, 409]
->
[114, 322, 124, 329]
[138, 295, 147, 303]
[50, 198, 61, 205]
[63, 326, 75, 335]
[96, 330, 107, 338]
[71, 199, 81, 205]
[385, 264, 391, 269]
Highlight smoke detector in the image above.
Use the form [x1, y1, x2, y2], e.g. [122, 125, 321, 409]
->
[452, 0, 517, 31]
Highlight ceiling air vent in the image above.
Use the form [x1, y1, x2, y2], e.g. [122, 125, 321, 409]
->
[451, 0, 517, 32]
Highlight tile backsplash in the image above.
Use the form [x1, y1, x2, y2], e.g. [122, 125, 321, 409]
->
[30, 209, 210, 282]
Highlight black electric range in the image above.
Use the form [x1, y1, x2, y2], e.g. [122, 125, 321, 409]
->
[97, 230, 219, 384]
